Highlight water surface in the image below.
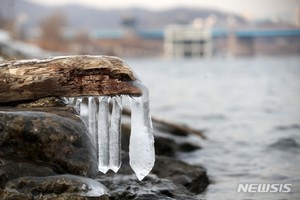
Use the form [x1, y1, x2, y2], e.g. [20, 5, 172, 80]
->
[127, 56, 300, 200]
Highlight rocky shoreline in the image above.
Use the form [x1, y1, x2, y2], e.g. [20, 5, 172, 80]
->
[0, 98, 208, 199]
[98, 124, 209, 199]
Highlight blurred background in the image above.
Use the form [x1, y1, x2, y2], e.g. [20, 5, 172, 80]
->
[0, 0, 300, 58]
[1, 0, 300, 200]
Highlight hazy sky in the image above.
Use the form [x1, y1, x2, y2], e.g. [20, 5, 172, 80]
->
[27, 0, 300, 20]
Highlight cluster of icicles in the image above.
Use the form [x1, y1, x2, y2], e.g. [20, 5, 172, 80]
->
[67, 83, 155, 181]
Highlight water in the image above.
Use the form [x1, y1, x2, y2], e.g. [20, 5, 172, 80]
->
[127, 56, 300, 200]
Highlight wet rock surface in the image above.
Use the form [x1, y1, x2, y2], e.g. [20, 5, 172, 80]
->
[0, 97, 208, 199]
[121, 123, 201, 157]
[97, 174, 197, 200]
[0, 107, 97, 177]
[1, 175, 109, 200]
[0, 100, 105, 199]
[98, 151, 209, 199]
[103, 124, 209, 199]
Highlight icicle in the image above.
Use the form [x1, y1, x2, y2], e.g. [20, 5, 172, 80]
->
[80, 97, 89, 128]
[97, 96, 110, 173]
[88, 97, 97, 143]
[109, 96, 122, 172]
[74, 97, 82, 113]
[129, 82, 155, 181]
[67, 97, 75, 105]
[66, 81, 155, 181]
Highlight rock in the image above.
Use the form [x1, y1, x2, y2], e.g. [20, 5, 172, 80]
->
[101, 151, 209, 198]
[153, 156, 209, 194]
[154, 137, 177, 157]
[155, 138, 201, 157]
[0, 104, 109, 199]
[0, 99, 107, 199]
[0, 107, 97, 179]
[178, 142, 201, 152]
[0, 175, 109, 200]
[269, 137, 300, 150]
[119, 124, 208, 196]
[0, 98, 209, 199]
[0, 158, 56, 187]
[97, 174, 196, 200]
[121, 124, 201, 157]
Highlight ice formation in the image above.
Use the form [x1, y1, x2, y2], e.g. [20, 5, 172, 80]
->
[129, 83, 155, 181]
[67, 83, 155, 181]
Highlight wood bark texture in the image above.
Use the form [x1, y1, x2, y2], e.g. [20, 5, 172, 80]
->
[0, 55, 141, 104]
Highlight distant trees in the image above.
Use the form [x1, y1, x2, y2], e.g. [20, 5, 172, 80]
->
[72, 30, 92, 54]
[38, 11, 68, 51]
[0, 0, 15, 31]
[0, 14, 6, 29]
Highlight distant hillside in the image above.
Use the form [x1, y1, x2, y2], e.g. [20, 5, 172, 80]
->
[10, 0, 247, 30]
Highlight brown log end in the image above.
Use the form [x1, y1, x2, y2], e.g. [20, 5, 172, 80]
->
[0, 55, 142, 104]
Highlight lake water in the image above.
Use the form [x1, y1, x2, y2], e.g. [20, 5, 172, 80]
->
[127, 56, 300, 200]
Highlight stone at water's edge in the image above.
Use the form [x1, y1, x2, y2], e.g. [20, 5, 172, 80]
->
[1, 175, 109, 200]
[0, 54, 209, 199]
[0, 107, 97, 178]
[0, 106, 111, 199]
[96, 151, 209, 199]
[97, 174, 196, 200]
[0, 104, 209, 199]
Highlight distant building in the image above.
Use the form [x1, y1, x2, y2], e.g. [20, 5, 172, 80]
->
[217, 28, 300, 57]
[164, 24, 213, 58]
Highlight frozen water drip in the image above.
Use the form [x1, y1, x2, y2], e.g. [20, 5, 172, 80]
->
[109, 96, 122, 172]
[67, 83, 155, 181]
[129, 82, 155, 181]
[98, 96, 110, 173]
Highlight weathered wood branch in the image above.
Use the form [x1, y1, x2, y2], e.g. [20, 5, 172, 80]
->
[0, 55, 141, 104]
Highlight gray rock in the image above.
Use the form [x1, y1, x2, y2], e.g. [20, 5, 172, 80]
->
[1, 175, 109, 200]
[121, 124, 201, 157]
[97, 174, 196, 200]
[0, 98, 209, 200]
[153, 156, 209, 194]
[0, 107, 97, 178]
[99, 151, 209, 199]
[0, 158, 56, 187]
[0, 105, 107, 199]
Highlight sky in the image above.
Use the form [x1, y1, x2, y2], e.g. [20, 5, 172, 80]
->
[27, 0, 300, 20]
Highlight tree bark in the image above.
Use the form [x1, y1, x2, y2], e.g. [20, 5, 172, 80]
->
[0, 55, 142, 104]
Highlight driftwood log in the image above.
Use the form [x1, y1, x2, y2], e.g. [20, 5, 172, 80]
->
[0, 55, 141, 104]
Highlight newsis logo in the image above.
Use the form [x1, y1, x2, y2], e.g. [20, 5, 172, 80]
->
[237, 183, 292, 193]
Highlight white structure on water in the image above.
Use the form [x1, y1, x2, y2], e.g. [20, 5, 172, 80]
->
[164, 20, 213, 58]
